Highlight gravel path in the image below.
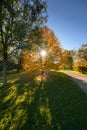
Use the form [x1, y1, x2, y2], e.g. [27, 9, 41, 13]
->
[62, 71, 87, 94]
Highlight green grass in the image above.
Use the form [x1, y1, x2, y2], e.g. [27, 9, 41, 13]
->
[0, 71, 87, 130]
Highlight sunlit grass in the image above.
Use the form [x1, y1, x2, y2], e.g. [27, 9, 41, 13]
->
[0, 71, 87, 130]
[35, 75, 48, 84]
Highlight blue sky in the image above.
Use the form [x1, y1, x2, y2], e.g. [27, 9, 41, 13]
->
[46, 0, 87, 50]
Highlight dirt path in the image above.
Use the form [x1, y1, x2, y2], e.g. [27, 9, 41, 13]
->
[61, 70, 87, 94]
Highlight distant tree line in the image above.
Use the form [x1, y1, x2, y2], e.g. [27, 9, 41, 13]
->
[60, 43, 87, 73]
[73, 44, 87, 73]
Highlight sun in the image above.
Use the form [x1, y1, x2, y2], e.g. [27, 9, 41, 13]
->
[40, 50, 47, 57]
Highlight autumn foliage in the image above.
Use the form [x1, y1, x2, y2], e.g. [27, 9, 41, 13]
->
[73, 44, 87, 73]
[22, 26, 63, 72]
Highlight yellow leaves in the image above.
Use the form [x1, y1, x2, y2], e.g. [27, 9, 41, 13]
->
[43, 27, 62, 61]
[73, 60, 87, 73]
[22, 26, 63, 72]
[22, 49, 41, 72]
[43, 26, 60, 48]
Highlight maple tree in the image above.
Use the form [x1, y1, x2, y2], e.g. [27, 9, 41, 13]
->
[22, 26, 63, 73]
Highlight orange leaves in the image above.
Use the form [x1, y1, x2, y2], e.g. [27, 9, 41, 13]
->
[22, 50, 40, 72]
[73, 60, 87, 73]
[42, 26, 62, 65]
[43, 26, 60, 48]
[22, 26, 63, 72]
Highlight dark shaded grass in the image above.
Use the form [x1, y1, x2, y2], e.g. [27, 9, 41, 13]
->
[44, 71, 87, 130]
[0, 71, 87, 130]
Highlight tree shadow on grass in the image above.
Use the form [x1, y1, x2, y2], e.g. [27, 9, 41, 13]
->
[0, 72, 55, 130]
[0, 72, 87, 130]
[44, 72, 87, 130]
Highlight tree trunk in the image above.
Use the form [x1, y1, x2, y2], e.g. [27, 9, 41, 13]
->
[41, 70, 45, 76]
[2, 42, 8, 86]
[2, 59, 7, 86]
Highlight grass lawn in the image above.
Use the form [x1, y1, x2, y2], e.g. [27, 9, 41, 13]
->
[0, 71, 87, 130]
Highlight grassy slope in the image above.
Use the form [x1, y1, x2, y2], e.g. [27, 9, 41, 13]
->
[0, 71, 87, 130]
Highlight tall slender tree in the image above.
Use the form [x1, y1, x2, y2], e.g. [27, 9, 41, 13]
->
[0, 0, 47, 86]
